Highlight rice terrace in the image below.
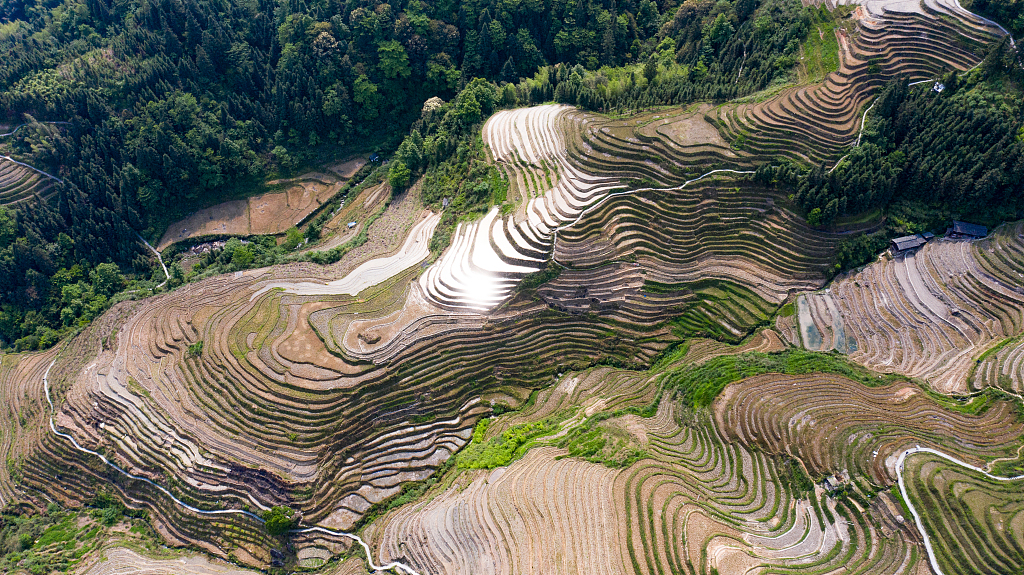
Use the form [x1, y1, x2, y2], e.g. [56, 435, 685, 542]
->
[0, 0, 1023, 573]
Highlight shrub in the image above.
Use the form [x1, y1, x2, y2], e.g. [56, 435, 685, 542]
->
[261, 506, 296, 536]
[283, 227, 303, 250]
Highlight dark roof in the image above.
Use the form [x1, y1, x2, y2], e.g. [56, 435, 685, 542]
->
[921, 232, 935, 240]
[891, 235, 926, 252]
[952, 221, 987, 237]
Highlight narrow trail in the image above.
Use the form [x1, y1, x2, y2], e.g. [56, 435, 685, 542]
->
[895, 446, 1024, 575]
[828, 0, 1006, 177]
[0, 121, 71, 138]
[951, 0, 1019, 56]
[41, 358, 423, 575]
[294, 527, 421, 575]
[137, 233, 169, 288]
[0, 154, 63, 183]
[828, 98, 877, 174]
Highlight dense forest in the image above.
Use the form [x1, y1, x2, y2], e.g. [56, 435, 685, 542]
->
[790, 73, 1024, 227]
[967, 0, 1024, 38]
[0, 0, 1022, 349]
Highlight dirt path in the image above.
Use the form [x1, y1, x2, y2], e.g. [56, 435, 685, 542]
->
[0, 121, 71, 138]
[137, 233, 169, 288]
[0, 154, 63, 183]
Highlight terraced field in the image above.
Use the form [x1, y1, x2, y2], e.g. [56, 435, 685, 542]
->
[0, 156, 56, 206]
[369, 368, 1024, 575]
[714, 374, 1024, 483]
[902, 453, 1024, 575]
[0, 0, 1017, 572]
[714, 0, 1001, 165]
[798, 223, 1024, 392]
[81, 547, 261, 575]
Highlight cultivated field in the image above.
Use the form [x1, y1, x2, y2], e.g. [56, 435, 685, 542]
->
[370, 366, 1023, 575]
[0, 0, 1017, 572]
[0, 156, 55, 206]
[798, 223, 1024, 392]
[902, 453, 1024, 575]
[80, 547, 259, 575]
[157, 175, 343, 250]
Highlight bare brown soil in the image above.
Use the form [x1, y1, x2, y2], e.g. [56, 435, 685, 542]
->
[79, 546, 258, 575]
[158, 177, 346, 250]
[643, 104, 731, 149]
[327, 157, 367, 179]
[278, 302, 363, 375]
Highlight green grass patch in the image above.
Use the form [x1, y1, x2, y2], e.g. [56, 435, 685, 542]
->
[515, 261, 562, 295]
[664, 349, 899, 408]
[556, 422, 647, 468]
[457, 417, 561, 469]
[799, 5, 846, 83]
[976, 335, 1020, 365]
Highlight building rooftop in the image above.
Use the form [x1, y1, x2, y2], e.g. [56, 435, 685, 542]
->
[951, 221, 987, 238]
[891, 235, 927, 252]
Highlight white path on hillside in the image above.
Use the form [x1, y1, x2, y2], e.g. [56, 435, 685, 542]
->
[251, 211, 440, 300]
[895, 446, 1024, 575]
[137, 233, 169, 289]
[42, 358, 424, 575]
[0, 121, 70, 138]
[0, 155, 63, 183]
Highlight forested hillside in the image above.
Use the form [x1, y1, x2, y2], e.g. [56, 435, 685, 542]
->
[793, 74, 1024, 225]
[967, 0, 1024, 37]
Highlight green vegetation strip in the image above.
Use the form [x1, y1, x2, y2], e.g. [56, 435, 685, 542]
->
[457, 417, 562, 469]
[664, 349, 901, 408]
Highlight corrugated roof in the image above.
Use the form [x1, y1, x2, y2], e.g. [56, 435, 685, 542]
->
[952, 221, 987, 237]
[891, 235, 926, 251]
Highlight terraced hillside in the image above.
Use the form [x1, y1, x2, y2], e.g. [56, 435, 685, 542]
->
[798, 223, 1024, 392]
[0, 156, 56, 206]
[711, 0, 1003, 165]
[902, 453, 1024, 575]
[368, 365, 1024, 575]
[0, 0, 1018, 572]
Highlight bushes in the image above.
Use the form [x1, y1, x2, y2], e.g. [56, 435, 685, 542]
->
[457, 418, 560, 469]
[832, 231, 889, 274]
[261, 506, 296, 536]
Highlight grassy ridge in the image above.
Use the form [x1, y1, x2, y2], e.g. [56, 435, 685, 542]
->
[664, 349, 899, 408]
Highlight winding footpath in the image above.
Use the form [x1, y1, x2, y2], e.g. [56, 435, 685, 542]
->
[0, 121, 71, 138]
[136, 233, 169, 288]
[41, 359, 423, 575]
[0, 154, 63, 184]
[895, 445, 1024, 575]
